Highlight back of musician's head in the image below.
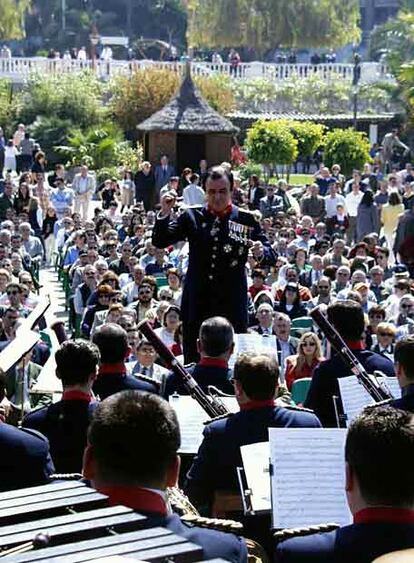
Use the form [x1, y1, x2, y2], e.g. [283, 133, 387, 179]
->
[92, 323, 128, 364]
[395, 336, 414, 381]
[87, 391, 180, 486]
[233, 352, 278, 400]
[55, 340, 100, 385]
[345, 407, 414, 507]
[198, 316, 234, 357]
[327, 300, 365, 340]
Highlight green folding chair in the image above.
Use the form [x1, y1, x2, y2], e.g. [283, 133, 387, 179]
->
[290, 316, 314, 338]
[155, 275, 168, 289]
[291, 377, 312, 406]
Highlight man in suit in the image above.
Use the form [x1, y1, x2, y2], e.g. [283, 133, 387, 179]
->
[153, 166, 274, 362]
[249, 303, 276, 336]
[185, 352, 320, 513]
[259, 185, 283, 218]
[390, 336, 414, 412]
[247, 177, 265, 210]
[304, 301, 395, 427]
[127, 339, 169, 395]
[92, 323, 159, 400]
[273, 313, 299, 383]
[83, 390, 248, 563]
[23, 340, 100, 473]
[275, 406, 414, 562]
[164, 316, 235, 398]
[154, 155, 176, 192]
[72, 165, 96, 220]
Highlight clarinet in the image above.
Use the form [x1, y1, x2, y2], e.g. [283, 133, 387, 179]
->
[310, 307, 393, 402]
[138, 320, 229, 418]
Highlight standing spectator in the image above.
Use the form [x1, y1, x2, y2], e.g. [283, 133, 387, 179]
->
[12, 123, 25, 147]
[228, 48, 241, 75]
[382, 128, 409, 172]
[135, 161, 156, 211]
[72, 165, 96, 220]
[403, 181, 414, 210]
[154, 155, 175, 192]
[179, 167, 192, 195]
[246, 174, 265, 210]
[50, 178, 74, 219]
[0, 181, 14, 220]
[381, 191, 405, 263]
[48, 163, 66, 188]
[324, 182, 346, 219]
[183, 173, 205, 206]
[314, 166, 334, 196]
[285, 332, 324, 391]
[4, 140, 17, 172]
[119, 170, 134, 212]
[356, 189, 380, 240]
[42, 207, 57, 265]
[259, 185, 284, 218]
[345, 181, 364, 244]
[300, 184, 325, 224]
[0, 126, 6, 175]
[19, 132, 35, 172]
[31, 151, 47, 180]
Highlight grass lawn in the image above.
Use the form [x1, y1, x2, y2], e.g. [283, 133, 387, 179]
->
[269, 174, 313, 185]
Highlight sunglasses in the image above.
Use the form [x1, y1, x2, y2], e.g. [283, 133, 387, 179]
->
[7, 290, 19, 295]
[318, 286, 329, 290]
[301, 341, 316, 347]
[401, 304, 413, 309]
[378, 332, 393, 337]
[139, 290, 152, 295]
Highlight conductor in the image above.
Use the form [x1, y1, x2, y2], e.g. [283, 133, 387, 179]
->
[152, 166, 275, 362]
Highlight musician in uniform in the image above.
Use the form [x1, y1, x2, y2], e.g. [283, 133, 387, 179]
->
[275, 407, 414, 562]
[23, 340, 100, 473]
[185, 352, 321, 513]
[92, 323, 159, 400]
[83, 390, 248, 563]
[164, 316, 235, 398]
[391, 336, 414, 412]
[152, 166, 276, 362]
[304, 301, 395, 427]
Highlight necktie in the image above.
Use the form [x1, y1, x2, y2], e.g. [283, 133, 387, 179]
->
[142, 367, 148, 376]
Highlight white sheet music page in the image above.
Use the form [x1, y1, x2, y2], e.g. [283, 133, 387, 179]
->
[269, 428, 351, 528]
[240, 442, 271, 513]
[169, 395, 207, 454]
[338, 376, 375, 427]
[229, 334, 277, 368]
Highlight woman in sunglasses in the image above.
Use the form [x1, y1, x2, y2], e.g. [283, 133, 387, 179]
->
[285, 332, 324, 392]
[274, 282, 307, 320]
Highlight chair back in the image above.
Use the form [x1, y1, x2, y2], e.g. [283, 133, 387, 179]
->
[291, 377, 312, 405]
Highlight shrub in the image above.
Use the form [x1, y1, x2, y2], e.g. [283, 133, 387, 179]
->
[246, 120, 298, 166]
[28, 115, 73, 166]
[324, 128, 371, 176]
[289, 121, 325, 158]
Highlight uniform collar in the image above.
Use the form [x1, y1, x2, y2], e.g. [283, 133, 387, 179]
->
[354, 507, 414, 525]
[98, 363, 127, 376]
[62, 390, 91, 402]
[345, 340, 365, 350]
[240, 399, 275, 411]
[206, 203, 233, 219]
[199, 357, 228, 369]
[97, 485, 169, 516]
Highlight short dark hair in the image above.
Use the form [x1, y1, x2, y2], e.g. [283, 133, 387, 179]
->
[345, 407, 414, 506]
[55, 340, 100, 385]
[92, 323, 128, 363]
[395, 336, 414, 380]
[327, 300, 365, 340]
[199, 316, 234, 357]
[202, 166, 233, 191]
[88, 391, 180, 484]
[233, 352, 278, 400]
[252, 268, 266, 280]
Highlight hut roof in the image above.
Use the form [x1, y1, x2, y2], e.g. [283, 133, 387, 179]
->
[137, 65, 238, 134]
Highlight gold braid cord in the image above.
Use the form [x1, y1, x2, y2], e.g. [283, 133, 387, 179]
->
[274, 523, 340, 544]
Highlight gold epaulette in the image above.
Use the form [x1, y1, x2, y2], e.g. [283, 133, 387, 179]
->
[274, 523, 339, 544]
[204, 412, 233, 424]
[181, 513, 243, 534]
[136, 374, 161, 390]
[284, 404, 316, 414]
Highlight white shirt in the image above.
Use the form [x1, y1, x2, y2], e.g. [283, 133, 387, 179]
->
[325, 194, 346, 218]
[345, 191, 363, 217]
[183, 184, 205, 206]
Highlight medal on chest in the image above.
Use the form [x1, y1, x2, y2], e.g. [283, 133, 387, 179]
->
[228, 220, 253, 246]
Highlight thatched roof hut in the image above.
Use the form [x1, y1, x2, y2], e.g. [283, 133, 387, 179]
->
[137, 64, 238, 171]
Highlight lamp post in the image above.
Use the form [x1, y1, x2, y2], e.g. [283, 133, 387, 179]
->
[353, 53, 361, 130]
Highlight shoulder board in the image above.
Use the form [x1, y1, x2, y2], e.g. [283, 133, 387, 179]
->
[238, 208, 259, 222]
[136, 374, 161, 390]
[204, 412, 233, 425]
[181, 513, 243, 534]
[284, 404, 316, 414]
[184, 363, 196, 370]
[274, 523, 339, 544]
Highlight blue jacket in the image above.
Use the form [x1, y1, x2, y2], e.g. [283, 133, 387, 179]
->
[0, 423, 54, 491]
[93, 369, 159, 401]
[275, 522, 414, 563]
[164, 362, 234, 399]
[304, 349, 395, 428]
[186, 405, 321, 507]
[390, 384, 414, 412]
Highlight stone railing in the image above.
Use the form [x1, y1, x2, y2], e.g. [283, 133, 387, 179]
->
[0, 57, 392, 84]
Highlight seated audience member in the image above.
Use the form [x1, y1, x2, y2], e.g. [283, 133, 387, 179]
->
[185, 352, 321, 512]
[164, 316, 235, 398]
[285, 332, 324, 392]
[249, 302, 276, 335]
[391, 336, 414, 412]
[154, 304, 181, 348]
[274, 283, 308, 320]
[372, 322, 396, 362]
[127, 339, 169, 393]
[92, 323, 159, 400]
[83, 391, 248, 562]
[305, 300, 395, 427]
[275, 407, 414, 562]
[23, 340, 100, 473]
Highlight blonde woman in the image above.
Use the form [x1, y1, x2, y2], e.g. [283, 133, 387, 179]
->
[285, 332, 324, 391]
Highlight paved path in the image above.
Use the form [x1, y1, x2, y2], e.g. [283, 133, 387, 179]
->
[39, 266, 68, 328]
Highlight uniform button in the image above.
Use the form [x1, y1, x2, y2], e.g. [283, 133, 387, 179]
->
[212, 254, 216, 258]
[214, 237, 218, 241]
[211, 263, 215, 268]
[213, 246, 217, 251]
[208, 275, 213, 280]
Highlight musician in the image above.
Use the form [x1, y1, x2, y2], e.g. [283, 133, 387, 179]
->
[92, 323, 159, 400]
[275, 407, 414, 562]
[23, 340, 100, 473]
[83, 391, 248, 563]
[152, 166, 275, 362]
[164, 316, 235, 398]
[304, 301, 395, 427]
[391, 336, 414, 412]
[185, 352, 321, 513]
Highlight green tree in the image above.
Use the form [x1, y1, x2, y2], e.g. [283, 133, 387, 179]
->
[0, 0, 30, 40]
[289, 122, 325, 159]
[245, 120, 298, 169]
[323, 128, 371, 176]
[186, 0, 360, 52]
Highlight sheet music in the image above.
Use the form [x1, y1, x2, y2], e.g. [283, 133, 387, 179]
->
[382, 376, 400, 399]
[169, 395, 239, 454]
[26, 297, 51, 330]
[240, 442, 271, 513]
[0, 330, 40, 373]
[31, 327, 62, 394]
[229, 333, 277, 368]
[269, 428, 351, 528]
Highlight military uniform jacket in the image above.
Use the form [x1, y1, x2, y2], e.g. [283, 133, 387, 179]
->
[163, 362, 234, 399]
[275, 522, 414, 563]
[23, 399, 98, 473]
[93, 368, 159, 401]
[390, 384, 414, 413]
[152, 205, 274, 332]
[0, 423, 54, 492]
[185, 405, 321, 507]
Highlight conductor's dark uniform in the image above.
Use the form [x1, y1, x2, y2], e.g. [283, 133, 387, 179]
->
[153, 205, 276, 361]
[164, 358, 234, 399]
